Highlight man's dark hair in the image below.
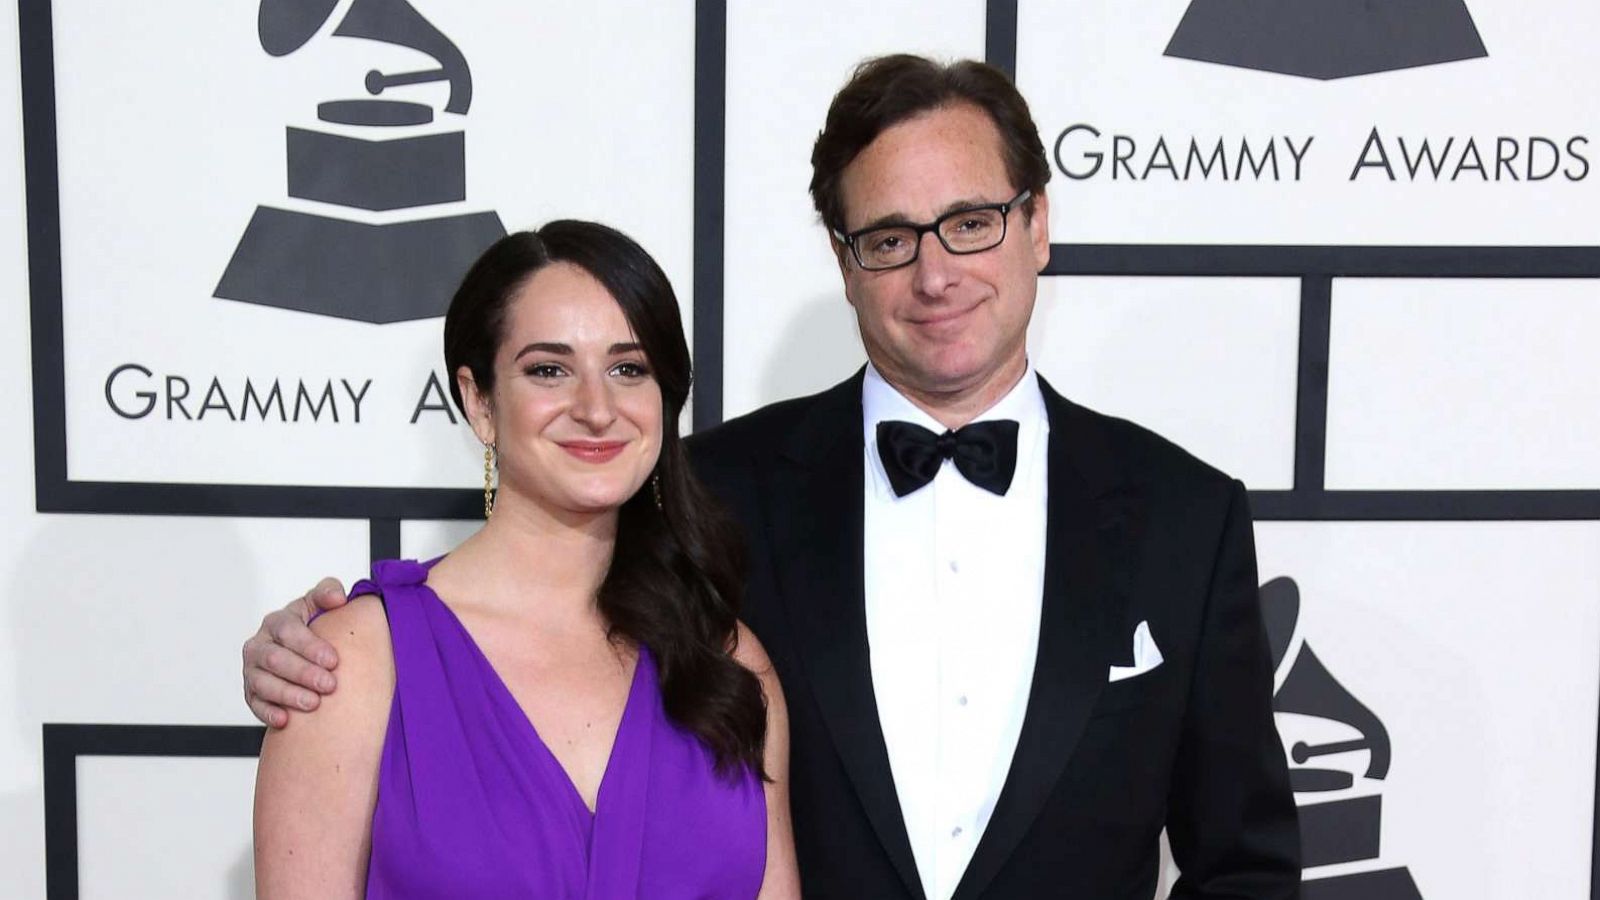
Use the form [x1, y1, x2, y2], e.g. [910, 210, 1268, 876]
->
[809, 54, 1052, 235]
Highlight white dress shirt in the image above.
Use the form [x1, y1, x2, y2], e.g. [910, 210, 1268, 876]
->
[861, 363, 1049, 900]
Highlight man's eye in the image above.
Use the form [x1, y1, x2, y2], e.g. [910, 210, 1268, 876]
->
[870, 234, 905, 253]
[952, 216, 992, 234]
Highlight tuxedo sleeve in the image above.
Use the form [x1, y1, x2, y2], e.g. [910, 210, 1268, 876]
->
[1166, 480, 1302, 898]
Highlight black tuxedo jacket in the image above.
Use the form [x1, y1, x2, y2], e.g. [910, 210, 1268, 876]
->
[687, 371, 1300, 899]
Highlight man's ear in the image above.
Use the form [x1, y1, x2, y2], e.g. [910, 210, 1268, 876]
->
[1026, 189, 1051, 271]
[456, 365, 495, 447]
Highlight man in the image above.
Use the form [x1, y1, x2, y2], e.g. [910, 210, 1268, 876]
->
[243, 55, 1300, 898]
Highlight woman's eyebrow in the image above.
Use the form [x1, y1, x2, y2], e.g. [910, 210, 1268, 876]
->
[513, 341, 572, 360]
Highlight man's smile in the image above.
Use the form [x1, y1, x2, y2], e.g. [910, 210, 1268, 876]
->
[906, 299, 984, 333]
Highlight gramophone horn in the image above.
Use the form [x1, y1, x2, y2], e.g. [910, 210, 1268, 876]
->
[335, 0, 473, 113]
[258, 0, 340, 57]
[1277, 642, 1392, 779]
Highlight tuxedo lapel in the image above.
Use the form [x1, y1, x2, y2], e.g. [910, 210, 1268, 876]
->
[768, 372, 925, 900]
[953, 378, 1144, 900]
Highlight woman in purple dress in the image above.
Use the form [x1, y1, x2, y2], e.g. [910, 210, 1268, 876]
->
[254, 222, 800, 898]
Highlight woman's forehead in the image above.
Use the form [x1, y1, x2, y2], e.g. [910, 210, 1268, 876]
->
[502, 263, 637, 345]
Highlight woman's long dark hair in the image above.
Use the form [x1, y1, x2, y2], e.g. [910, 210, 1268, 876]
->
[443, 221, 766, 778]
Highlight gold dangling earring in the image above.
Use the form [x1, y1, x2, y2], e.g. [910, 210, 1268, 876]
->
[651, 473, 663, 511]
[483, 442, 497, 519]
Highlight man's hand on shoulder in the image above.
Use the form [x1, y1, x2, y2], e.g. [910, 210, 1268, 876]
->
[243, 577, 350, 727]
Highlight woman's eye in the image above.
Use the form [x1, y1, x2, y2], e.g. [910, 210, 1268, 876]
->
[525, 363, 565, 379]
[612, 360, 651, 379]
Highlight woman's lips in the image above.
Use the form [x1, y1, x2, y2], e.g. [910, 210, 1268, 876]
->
[558, 441, 628, 463]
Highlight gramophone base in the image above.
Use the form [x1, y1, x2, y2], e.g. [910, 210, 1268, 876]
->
[1303, 866, 1422, 900]
[1298, 794, 1380, 867]
[287, 126, 464, 211]
[215, 206, 505, 324]
[1164, 0, 1488, 80]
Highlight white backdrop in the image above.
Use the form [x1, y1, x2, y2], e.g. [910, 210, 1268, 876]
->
[54, 3, 695, 489]
[1020, 0, 1598, 246]
[5, 2, 1598, 898]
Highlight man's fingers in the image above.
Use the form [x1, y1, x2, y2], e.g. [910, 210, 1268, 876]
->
[245, 665, 323, 716]
[257, 638, 337, 693]
[245, 691, 290, 729]
[264, 607, 339, 673]
[237, 580, 346, 723]
[308, 577, 350, 613]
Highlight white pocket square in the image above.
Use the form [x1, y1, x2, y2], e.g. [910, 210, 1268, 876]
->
[1107, 620, 1164, 683]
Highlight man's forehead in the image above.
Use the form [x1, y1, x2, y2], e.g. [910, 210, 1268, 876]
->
[837, 104, 1013, 225]
[842, 172, 1017, 225]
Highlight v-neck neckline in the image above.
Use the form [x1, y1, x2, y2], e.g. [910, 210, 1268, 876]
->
[420, 578, 648, 819]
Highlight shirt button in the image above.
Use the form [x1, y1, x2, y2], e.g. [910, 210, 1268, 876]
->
[952, 826, 964, 838]
[948, 559, 959, 573]
[956, 695, 968, 707]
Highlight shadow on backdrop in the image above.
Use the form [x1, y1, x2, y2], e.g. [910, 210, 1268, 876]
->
[755, 291, 865, 414]
[12, 517, 265, 896]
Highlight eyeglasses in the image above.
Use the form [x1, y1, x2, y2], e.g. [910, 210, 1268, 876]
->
[833, 188, 1032, 271]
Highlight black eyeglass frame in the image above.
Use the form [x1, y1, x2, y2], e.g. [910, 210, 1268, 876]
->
[832, 188, 1033, 271]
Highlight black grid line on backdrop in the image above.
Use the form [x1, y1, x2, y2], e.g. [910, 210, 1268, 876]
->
[369, 518, 401, 563]
[692, 0, 728, 431]
[1041, 247, 1600, 521]
[985, 0, 1018, 76]
[43, 724, 266, 900]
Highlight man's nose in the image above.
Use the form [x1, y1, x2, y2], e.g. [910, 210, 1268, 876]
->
[911, 230, 956, 297]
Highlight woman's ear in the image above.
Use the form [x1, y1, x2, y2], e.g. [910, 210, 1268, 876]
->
[457, 365, 495, 447]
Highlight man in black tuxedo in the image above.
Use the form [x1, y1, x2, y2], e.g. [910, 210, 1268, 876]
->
[244, 55, 1299, 898]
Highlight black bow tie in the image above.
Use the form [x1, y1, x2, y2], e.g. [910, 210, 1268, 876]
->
[875, 419, 1020, 498]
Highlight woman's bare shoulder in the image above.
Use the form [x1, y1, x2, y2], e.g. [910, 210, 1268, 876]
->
[256, 598, 391, 894]
[310, 593, 392, 659]
[287, 595, 394, 726]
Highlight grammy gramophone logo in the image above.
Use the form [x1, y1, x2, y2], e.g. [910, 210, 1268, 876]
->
[1165, 0, 1488, 80]
[1261, 577, 1423, 899]
[215, 0, 506, 324]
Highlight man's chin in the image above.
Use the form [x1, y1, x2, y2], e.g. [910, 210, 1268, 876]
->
[895, 364, 992, 399]
[892, 350, 1029, 400]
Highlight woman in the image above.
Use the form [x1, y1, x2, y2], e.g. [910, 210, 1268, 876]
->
[254, 221, 799, 898]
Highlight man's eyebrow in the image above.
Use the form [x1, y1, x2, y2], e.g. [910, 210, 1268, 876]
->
[855, 212, 916, 233]
[852, 197, 1000, 232]
[513, 342, 572, 359]
[937, 196, 999, 217]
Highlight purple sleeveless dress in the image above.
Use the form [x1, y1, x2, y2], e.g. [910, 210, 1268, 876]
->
[350, 558, 766, 898]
